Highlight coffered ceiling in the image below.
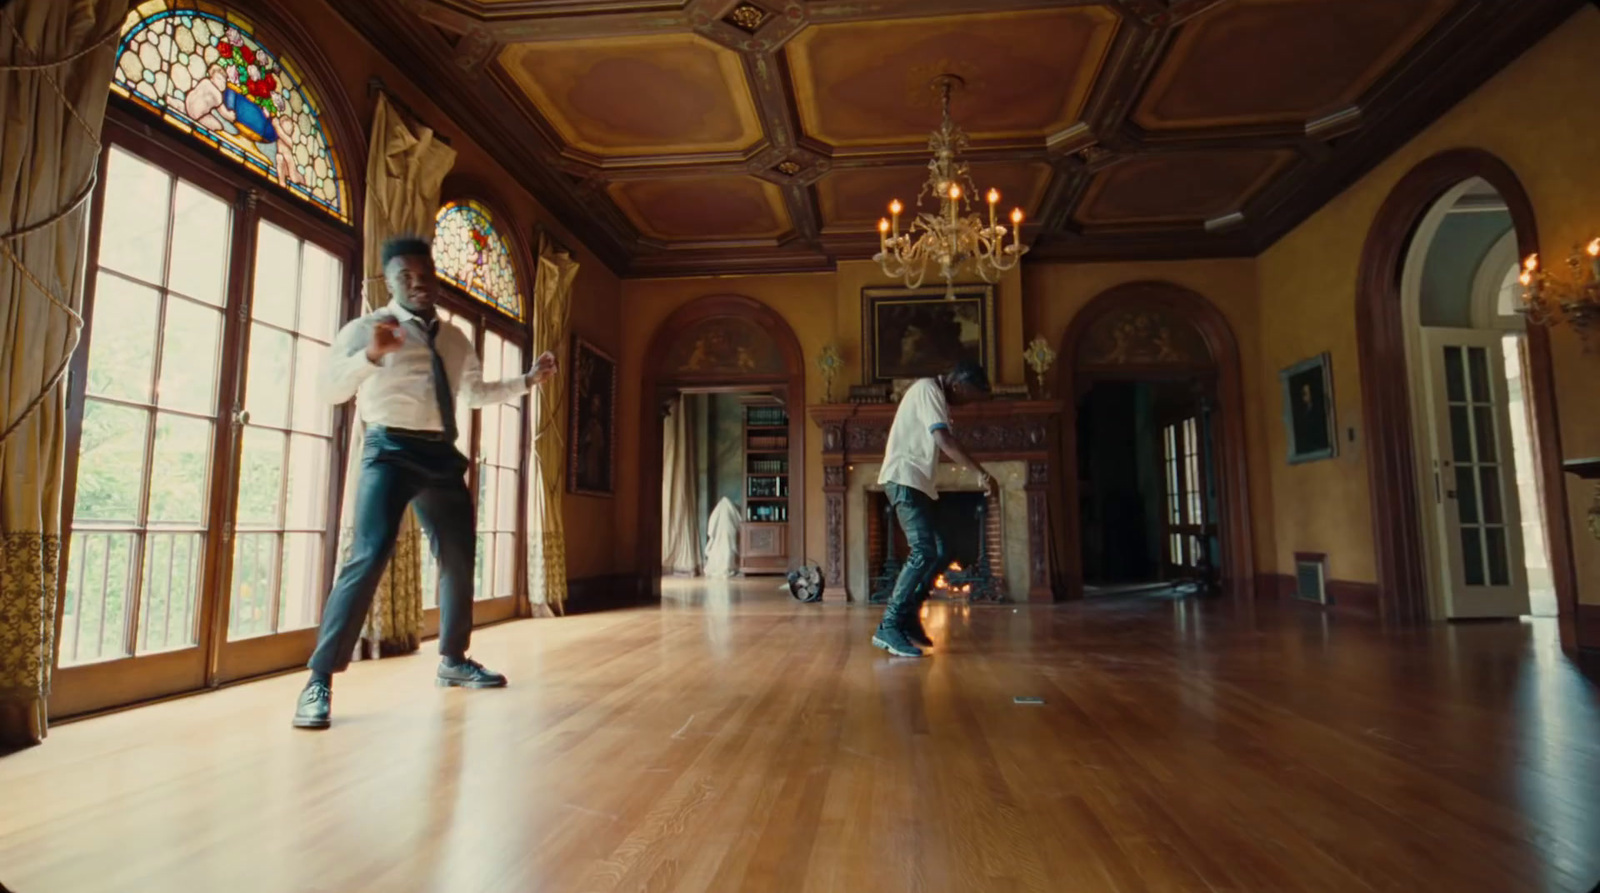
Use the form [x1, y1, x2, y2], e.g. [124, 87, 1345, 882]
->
[337, 0, 1583, 278]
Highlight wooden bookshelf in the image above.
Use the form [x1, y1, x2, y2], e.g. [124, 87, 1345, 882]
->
[741, 402, 789, 575]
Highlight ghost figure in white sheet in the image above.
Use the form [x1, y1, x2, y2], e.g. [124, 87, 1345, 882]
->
[704, 497, 742, 579]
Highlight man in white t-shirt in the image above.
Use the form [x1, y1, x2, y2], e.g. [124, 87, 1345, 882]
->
[873, 360, 994, 657]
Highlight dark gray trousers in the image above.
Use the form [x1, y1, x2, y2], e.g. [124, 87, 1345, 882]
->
[308, 429, 475, 675]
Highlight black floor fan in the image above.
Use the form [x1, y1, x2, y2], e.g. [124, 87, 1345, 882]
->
[786, 563, 824, 603]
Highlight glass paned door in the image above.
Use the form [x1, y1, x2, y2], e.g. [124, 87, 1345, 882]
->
[55, 130, 355, 717]
[420, 308, 478, 611]
[226, 220, 342, 642]
[54, 146, 231, 713]
[476, 331, 524, 603]
[1161, 418, 1204, 572]
[1421, 328, 1530, 618]
[416, 306, 525, 626]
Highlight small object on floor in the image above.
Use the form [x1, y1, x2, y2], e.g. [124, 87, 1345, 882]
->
[1013, 696, 1045, 706]
[786, 564, 825, 602]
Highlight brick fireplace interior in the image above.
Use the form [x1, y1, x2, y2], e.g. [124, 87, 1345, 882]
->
[865, 490, 1005, 600]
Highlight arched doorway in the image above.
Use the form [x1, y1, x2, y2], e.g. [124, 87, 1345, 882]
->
[1357, 149, 1576, 638]
[1055, 283, 1254, 603]
[636, 296, 806, 595]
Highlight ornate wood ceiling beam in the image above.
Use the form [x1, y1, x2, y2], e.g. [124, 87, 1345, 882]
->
[629, 246, 835, 277]
[1162, 0, 1230, 27]
[410, 0, 692, 25]
[804, 0, 1105, 26]
[336, 0, 636, 273]
[1107, 0, 1227, 27]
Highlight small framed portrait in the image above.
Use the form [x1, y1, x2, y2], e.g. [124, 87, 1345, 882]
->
[568, 336, 616, 496]
[861, 284, 996, 385]
[1281, 352, 1337, 464]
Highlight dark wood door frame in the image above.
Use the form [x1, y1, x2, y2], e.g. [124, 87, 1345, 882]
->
[1356, 149, 1578, 643]
[1055, 282, 1255, 604]
[636, 295, 806, 597]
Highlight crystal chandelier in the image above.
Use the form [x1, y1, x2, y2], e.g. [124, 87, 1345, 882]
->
[874, 74, 1027, 299]
[1518, 237, 1600, 349]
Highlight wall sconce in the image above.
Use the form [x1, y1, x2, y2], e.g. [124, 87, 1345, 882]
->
[816, 343, 844, 403]
[1519, 238, 1600, 348]
[1023, 336, 1056, 399]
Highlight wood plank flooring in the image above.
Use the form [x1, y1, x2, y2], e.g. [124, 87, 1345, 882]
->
[3, 581, 1599, 893]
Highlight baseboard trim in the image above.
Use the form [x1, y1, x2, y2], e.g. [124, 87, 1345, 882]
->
[563, 574, 652, 616]
[1257, 573, 1381, 619]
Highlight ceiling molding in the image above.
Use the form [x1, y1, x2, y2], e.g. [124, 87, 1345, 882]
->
[334, 0, 1586, 278]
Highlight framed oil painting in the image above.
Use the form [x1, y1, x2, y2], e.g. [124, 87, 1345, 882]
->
[1281, 353, 1337, 464]
[861, 284, 996, 385]
[568, 336, 616, 496]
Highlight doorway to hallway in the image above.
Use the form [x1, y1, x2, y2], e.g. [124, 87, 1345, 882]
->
[1077, 380, 1215, 594]
[661, 390, 790, 580]
[1401, 177, 1556, 619]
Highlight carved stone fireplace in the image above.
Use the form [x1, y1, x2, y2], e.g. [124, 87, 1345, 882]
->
[810, 401, 1063, 603]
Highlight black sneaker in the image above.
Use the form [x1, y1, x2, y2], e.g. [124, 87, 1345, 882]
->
[436, 657, 508, 688]
[292, 680, 331, 729]
[871, 626, 925, 658]
[903, 614, 933, 649]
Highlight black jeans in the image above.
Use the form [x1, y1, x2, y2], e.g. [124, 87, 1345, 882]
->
[308, 429, 475, 675]
[881, 482, 946, 630]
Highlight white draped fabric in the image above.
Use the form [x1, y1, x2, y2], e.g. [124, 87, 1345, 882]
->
[660, 397, 699, 576]
[704, 497, 741, 579]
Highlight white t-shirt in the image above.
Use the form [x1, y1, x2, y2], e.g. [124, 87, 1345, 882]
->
[877, 377, 951, 498]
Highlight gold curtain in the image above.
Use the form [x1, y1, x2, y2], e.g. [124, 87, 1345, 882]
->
[339, 92, 455, 658]
[526, 233, 578, 616]
[0, 0, 126, 748]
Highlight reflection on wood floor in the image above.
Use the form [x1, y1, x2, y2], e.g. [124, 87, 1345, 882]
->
[3, 579, 1599, 892]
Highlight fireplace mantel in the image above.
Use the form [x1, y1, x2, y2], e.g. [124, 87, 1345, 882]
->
[810, 400, 1064, 602]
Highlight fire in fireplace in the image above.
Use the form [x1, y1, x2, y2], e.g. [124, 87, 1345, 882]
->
[867, 490, 1005, 603]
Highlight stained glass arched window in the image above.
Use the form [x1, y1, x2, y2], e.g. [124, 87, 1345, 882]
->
[111, 1, 348, 222]
[432, 200, 524, 320]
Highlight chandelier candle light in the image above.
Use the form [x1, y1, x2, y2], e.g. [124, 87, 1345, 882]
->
[875, 75, 1027, 299]
[1518, 237, 1600, 348]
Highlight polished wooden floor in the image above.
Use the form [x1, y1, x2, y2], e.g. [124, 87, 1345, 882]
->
[3, 582, 1600, 893]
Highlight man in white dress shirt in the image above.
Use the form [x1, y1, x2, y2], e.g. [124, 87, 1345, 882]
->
[873, 361, 993, 658]
[293, 237, 558, 729]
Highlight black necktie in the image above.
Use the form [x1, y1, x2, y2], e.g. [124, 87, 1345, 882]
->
[424, 319, 457, 442]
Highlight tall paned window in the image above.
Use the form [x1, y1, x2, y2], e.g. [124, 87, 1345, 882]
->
[54, 2, 355, 718]
[227, 222, 342, 639]
[1161, 418, 1204, 570]
[62, 147, 231, 665]
[415, 202, 529, 619]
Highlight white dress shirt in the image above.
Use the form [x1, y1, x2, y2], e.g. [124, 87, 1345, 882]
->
[321, 299, 529, 429]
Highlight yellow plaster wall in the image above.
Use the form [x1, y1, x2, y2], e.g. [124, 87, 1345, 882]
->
[1256, 7, 1600, 597]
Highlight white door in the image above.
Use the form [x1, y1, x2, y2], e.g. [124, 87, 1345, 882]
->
[1419, 329, 1531, 618]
